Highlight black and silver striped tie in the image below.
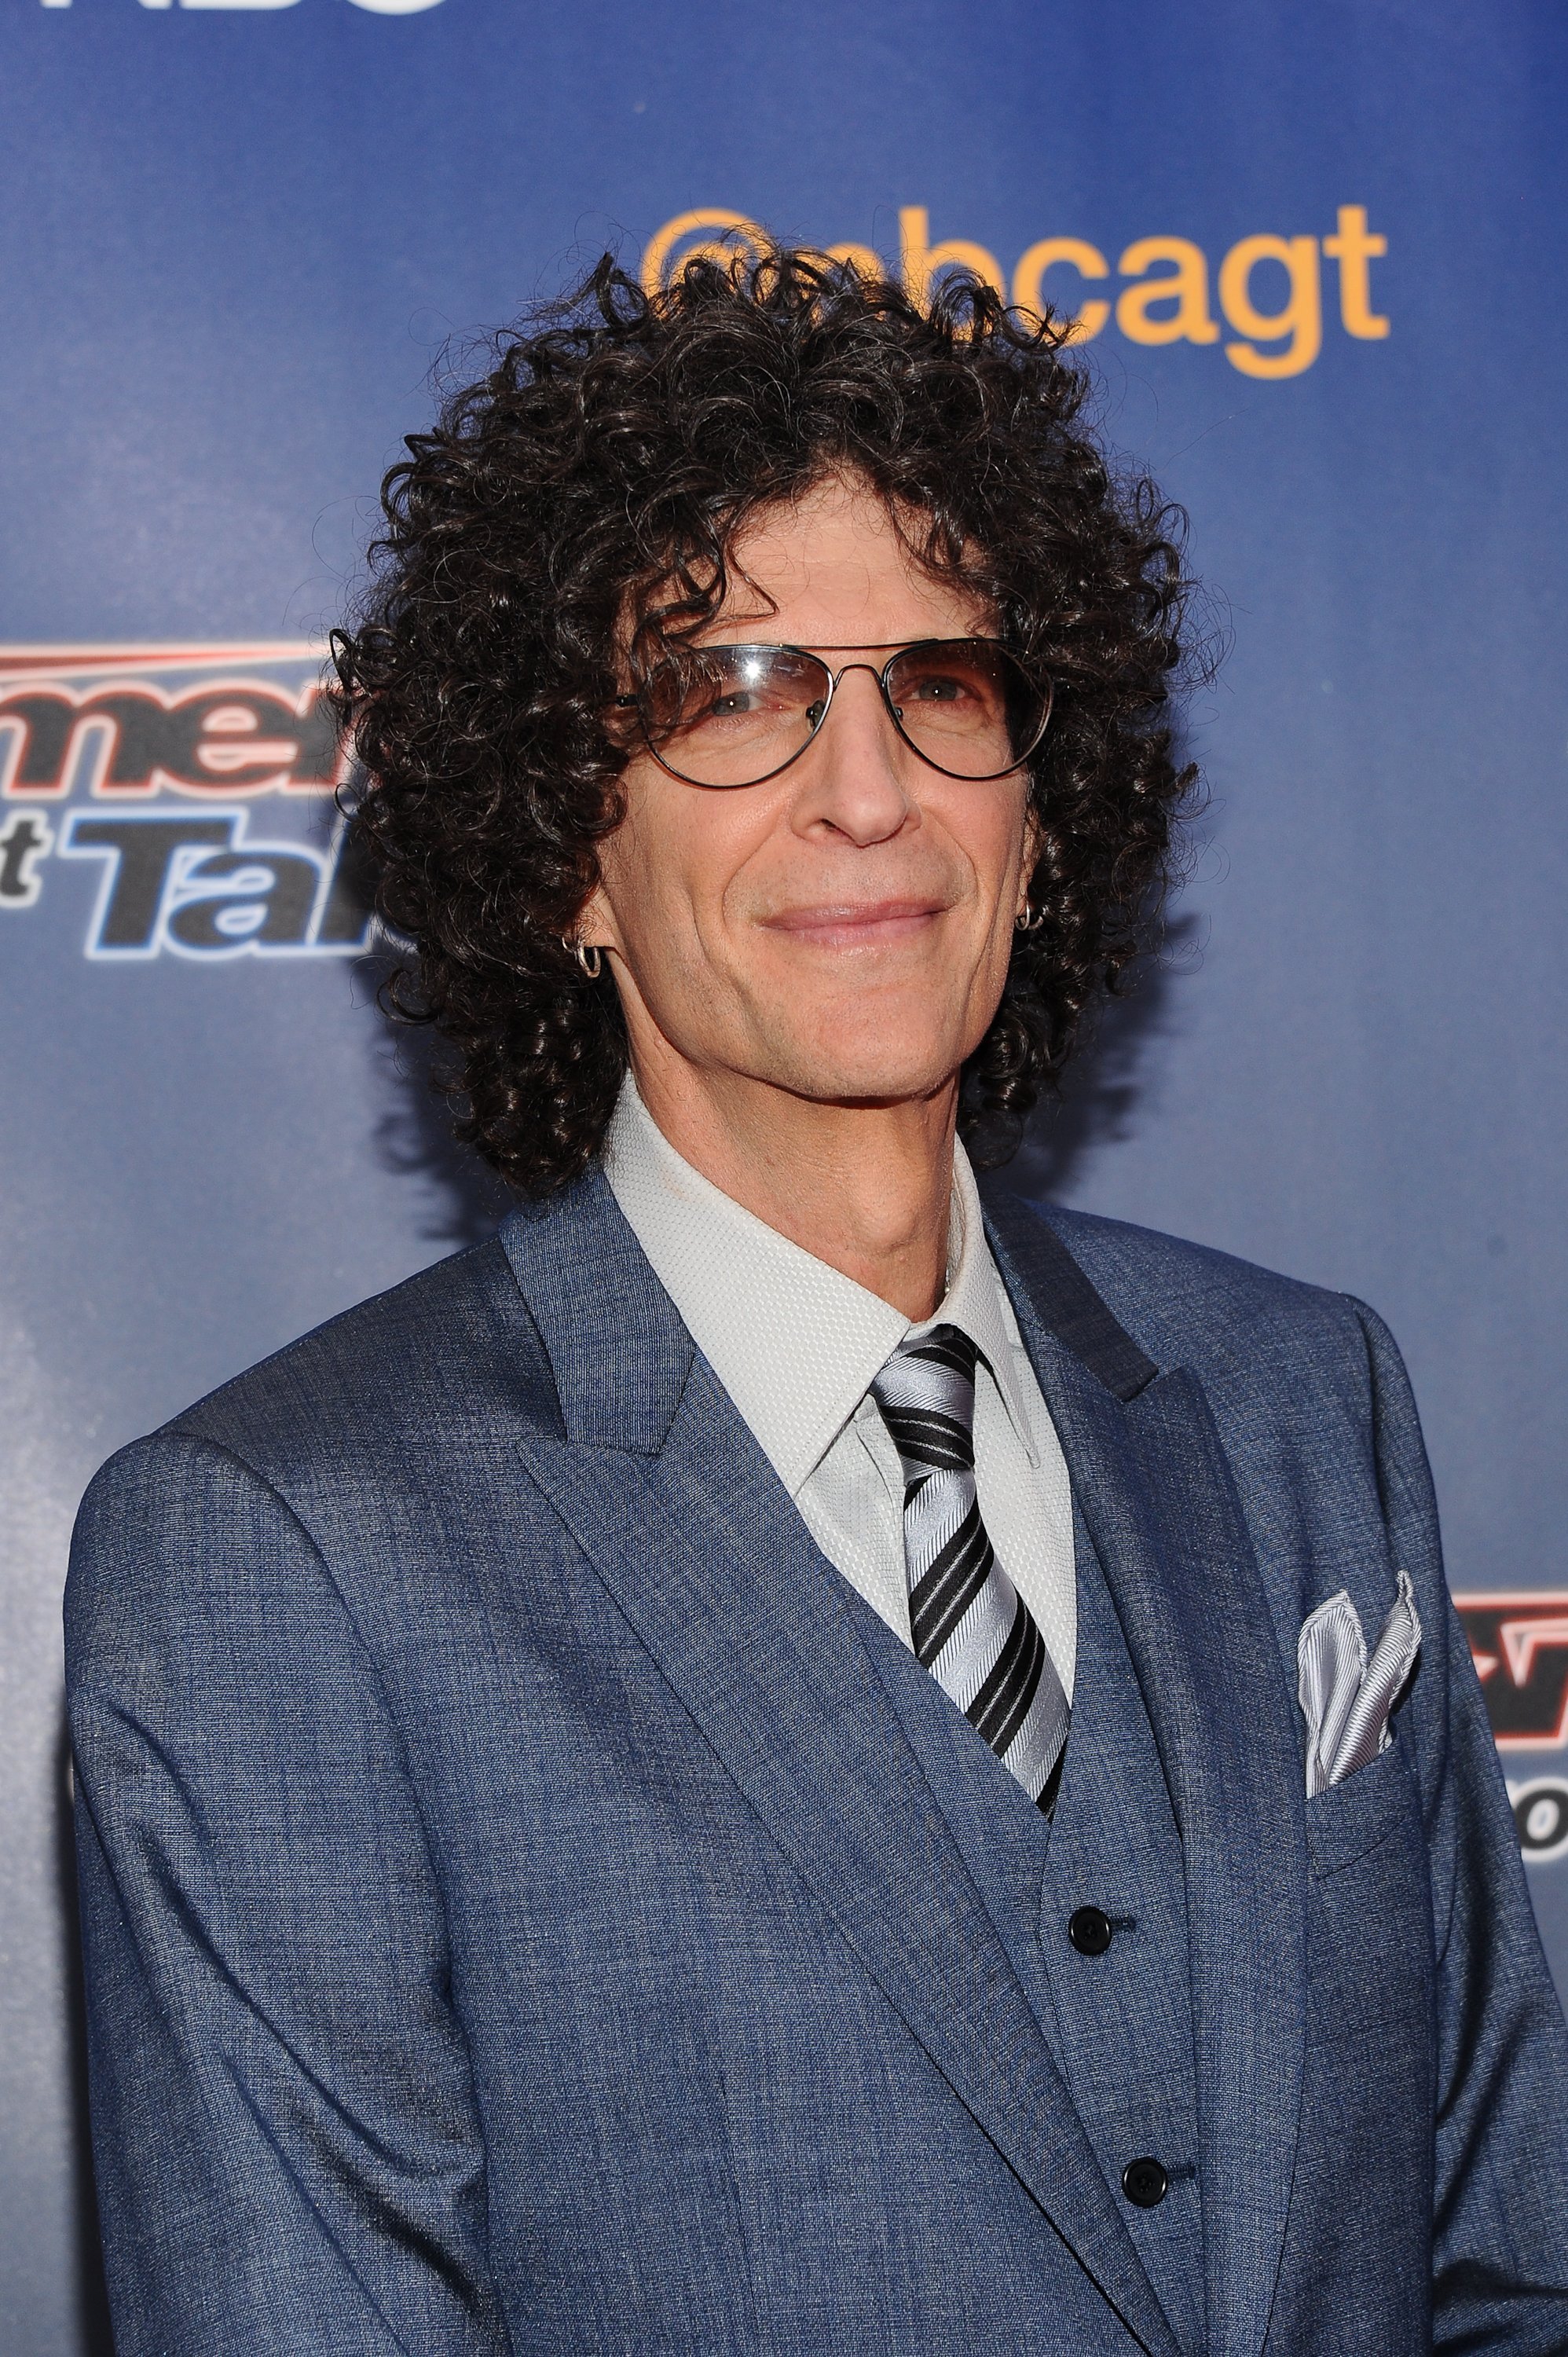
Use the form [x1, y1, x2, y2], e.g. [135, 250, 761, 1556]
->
[870, 1325, 1070, 1811]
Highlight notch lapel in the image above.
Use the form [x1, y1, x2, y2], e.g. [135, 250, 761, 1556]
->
[983, 1193, 1308, 2357]
[501, 1178, 1181, 2357]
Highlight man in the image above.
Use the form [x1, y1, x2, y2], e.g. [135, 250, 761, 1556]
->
[68, 253, 1568, 2355]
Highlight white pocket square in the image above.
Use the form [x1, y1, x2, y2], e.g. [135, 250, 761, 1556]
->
[1297, 1571, 1422, 1799]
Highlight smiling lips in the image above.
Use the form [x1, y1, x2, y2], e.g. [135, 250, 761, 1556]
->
[761, 897, 950, 949]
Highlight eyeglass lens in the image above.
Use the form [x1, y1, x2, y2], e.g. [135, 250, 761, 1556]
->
[637, 641, 1048, 788]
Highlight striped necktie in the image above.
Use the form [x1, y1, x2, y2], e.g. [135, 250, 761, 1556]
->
[870, 1325, 1070, 1811]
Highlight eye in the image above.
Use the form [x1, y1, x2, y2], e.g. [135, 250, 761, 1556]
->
[685, 659, 807, 729]
[687, 685, 773, 730]
[908, 671, 972, 704]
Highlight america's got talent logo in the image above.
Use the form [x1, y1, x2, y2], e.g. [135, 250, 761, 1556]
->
[0, 646, 374, 960]
[1453, 1594, 1568, 1865]
[1455, 1595, 1568, 1750]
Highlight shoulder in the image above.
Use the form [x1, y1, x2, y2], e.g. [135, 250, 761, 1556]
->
[996, 1198, 1442, 1660]
[989, 1190, 1405, 1432]
[75, 1229, 564, 1549]
[189, 1232, 559, 1461]
[1039, 1200, 1372, 1355]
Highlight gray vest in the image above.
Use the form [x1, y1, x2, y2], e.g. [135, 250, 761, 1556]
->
[857, 1508, 1205, 2353]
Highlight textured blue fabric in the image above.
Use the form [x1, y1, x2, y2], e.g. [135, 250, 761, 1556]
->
[847, 1500, 1205, 2352]
[65, 1171, 1568, 2355]
[1038, 1515, 1206, 2354]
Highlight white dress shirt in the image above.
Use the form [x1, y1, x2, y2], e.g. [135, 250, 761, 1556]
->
[603, 1080, 1076, 1700]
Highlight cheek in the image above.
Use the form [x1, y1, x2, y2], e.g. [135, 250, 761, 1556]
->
[599, 787, 764, 970]
[942, 786, 1032, 908]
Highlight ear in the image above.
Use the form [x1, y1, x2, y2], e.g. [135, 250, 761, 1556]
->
[570, 775, 636, 960]
[1015, 797, 1045, 925]
[572, 874, 622, 960]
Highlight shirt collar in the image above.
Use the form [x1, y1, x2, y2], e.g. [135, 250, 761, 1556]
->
[602, 1077, 1039, 1497]
[921, 1157, 1041, 1468]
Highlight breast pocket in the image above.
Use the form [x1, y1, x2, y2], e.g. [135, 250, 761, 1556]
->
[1302, 1728, 1419, 1879]
[1299, 1722, 1435, 2109]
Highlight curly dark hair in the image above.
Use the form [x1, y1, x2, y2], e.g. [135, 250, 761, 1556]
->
[330, 247, 1199, 1196]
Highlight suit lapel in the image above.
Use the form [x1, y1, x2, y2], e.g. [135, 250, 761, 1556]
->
[983, 1193, 1308, 2357]
[501, 1177, 1181, 2357]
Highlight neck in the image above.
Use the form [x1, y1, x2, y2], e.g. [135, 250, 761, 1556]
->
[628, 1057, 957, 1322]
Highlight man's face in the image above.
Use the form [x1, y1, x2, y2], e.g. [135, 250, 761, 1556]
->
[583, 474, 1036, 1116]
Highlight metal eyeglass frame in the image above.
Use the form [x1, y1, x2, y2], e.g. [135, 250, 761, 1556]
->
[613, 637, 1053, 790]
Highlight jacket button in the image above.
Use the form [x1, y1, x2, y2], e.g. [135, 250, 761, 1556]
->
[1122, 2157, 1169, 2209]
[1068, 1905, 1113, 1956]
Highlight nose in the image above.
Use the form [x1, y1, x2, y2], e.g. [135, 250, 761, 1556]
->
[789, 664, 918, 848]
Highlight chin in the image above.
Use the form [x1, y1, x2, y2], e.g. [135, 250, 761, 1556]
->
[724, 979, 994, 1109]
[768, 1027, 965, 1109]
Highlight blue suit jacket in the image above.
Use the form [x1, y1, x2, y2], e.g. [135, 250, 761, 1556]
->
[67, 1178, 1568, 2355]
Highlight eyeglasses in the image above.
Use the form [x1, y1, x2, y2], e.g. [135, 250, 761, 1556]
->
[614, 638, 1052, 790]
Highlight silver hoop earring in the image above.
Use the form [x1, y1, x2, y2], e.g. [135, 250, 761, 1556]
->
[1015, 902, 1046, 933]
[565, 938, 603, 980]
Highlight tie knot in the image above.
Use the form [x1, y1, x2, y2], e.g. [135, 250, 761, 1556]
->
[869, 1323, 980, 1480]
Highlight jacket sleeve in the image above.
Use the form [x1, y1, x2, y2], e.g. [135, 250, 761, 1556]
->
[65, 1429, 511, 2357]
[1354, 1301, 1568, 2353]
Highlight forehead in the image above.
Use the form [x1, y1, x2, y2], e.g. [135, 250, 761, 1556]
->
[707, 474, 991, 646]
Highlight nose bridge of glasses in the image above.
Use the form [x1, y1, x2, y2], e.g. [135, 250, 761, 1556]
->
[820, 657, 907, 730]
[786, 658, 914, 806]
[798, 662, 921, 828]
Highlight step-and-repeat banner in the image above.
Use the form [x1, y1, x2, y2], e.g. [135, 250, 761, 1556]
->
[3, 4, 1565, 2348]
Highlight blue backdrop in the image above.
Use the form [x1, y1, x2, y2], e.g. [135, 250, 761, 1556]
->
[4, 4, 1566, 2348]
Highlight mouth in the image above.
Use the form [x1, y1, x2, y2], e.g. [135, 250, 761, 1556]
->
[760, 897, 949, 951]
